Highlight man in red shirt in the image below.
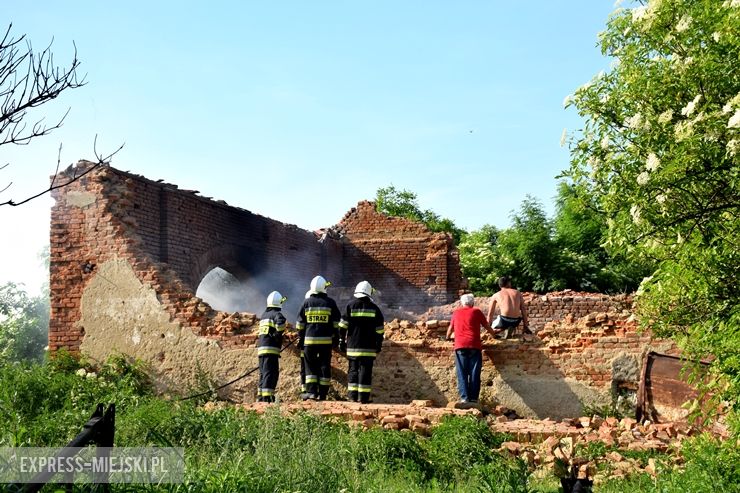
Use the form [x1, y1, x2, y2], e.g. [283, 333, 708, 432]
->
[446, 293, 500, 404]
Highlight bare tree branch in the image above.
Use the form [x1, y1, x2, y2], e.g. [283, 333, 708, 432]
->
[0, 23, 86, 147]
[0, 23, 116, 208]
[0, 135, 125, 207]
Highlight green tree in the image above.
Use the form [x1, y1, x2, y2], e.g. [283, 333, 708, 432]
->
[554, 182, 653, 293]
[457, 225, 503, 295]
[375, 185, 465, 244]
[0, 282, 49, 363]
[563, 1, 740, 408]
[497, 196, 562, 292]
[459, 197, 563, 294]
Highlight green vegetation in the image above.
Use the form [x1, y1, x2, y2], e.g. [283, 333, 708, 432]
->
[597, 435, 740, 493]
[563, 0, 740, 412]
[2, 359, 740, 491]
[376, 183, 651, 295]
[375, 185, 465, 245]
[0, 358, 534, 492]
[0, 282, 49, 363]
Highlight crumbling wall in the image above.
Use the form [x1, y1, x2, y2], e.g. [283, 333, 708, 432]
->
[50, 162, 674, 418]
[334, 201, 466, 310]
[376, 309, 676, 419]
[423, 291, 633, 332]
[49, 162, 342, 354]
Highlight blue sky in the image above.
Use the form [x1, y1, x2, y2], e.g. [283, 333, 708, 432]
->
[1, 1, 619, 295]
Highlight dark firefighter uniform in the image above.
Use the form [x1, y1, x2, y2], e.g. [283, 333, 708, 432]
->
[296, 293, 341, 400]
[257, 307, 286, 402]
[339, 297, 384, 403]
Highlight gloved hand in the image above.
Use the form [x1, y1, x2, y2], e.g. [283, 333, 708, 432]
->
[339, 340, 347, 353]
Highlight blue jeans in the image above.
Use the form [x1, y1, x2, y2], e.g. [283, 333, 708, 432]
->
[455, 349, 482, 402]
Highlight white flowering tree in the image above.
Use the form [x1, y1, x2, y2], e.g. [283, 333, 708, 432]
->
[563, 1, 740, 407]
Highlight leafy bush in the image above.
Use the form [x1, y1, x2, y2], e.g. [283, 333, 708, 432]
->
[0, 282, 49, 363]
[375, 185, 465, 245]
[425, 415, 510, 483]
[354, 426, 432, 481]
[563, 0, 740, 411]
[0, 354, 152, 446]
[473, 458, 533, 493]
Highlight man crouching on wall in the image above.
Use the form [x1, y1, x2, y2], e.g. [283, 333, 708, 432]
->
[446, 294, 500, 405]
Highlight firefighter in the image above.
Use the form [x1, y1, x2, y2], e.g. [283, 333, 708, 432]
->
[298, 289, 311, 396]
[257, 290, 287, 402]
[339, 281, 384, 403]
[296, 276, 341, 400]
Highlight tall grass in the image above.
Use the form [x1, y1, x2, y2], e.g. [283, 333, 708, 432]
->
[0, 357, 531, 492]
[1, 357, 738, 492]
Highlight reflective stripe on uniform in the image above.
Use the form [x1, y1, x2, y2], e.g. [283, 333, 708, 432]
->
[260, 389, 275, 396]
[257, 346, 280, 356]
[375, 326, 385, 334]
[347, 349, 376, 358]
[259, 319, 286, 333]
[304, 336, 333, 345]
[350, 309, 376, 318]
[260, 319, 278, 329]
[357, 384, 372, 393]
[338, 319, 348, 329]
[296, 322, 305, 330]
[347, 383, 359, 391]
[305, 375, 318, 383]
[305, 307, 332, 315]
[319, 377, 331, 386]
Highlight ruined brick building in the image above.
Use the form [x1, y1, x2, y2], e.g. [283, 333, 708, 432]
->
[49, 161, 677, 419]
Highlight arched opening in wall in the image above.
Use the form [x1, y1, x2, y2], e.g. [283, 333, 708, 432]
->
[195, 267, 264, 313]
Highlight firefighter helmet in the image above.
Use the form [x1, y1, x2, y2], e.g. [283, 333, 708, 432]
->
[354, 280, 374, 298]
[309, 275, 329, 294]
[305, 290, 312, 299]
[266, 291, 286, 308]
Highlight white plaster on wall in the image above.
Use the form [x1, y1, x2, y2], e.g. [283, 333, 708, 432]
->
[65, 190, 96, 208]
[78, 258, 302, 399]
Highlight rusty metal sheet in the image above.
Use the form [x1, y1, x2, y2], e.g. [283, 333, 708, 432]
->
[636, 352, 709, 423]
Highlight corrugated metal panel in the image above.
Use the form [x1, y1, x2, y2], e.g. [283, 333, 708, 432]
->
[636, 352, 709, 423]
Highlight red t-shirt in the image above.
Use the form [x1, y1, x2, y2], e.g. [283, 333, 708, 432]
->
[450, 306, 488, 350]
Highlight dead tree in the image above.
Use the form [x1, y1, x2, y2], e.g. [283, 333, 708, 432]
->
[0, 23, 116, 207]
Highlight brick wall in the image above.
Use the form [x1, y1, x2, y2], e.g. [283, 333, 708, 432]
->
[372, 311, 676, 417]
[335, 201, 466, 310]
[49, 162, 673, 418]
[423, 291, 633, 332]
[49, 163, 462, 352]
[49, 163, 337, 352]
